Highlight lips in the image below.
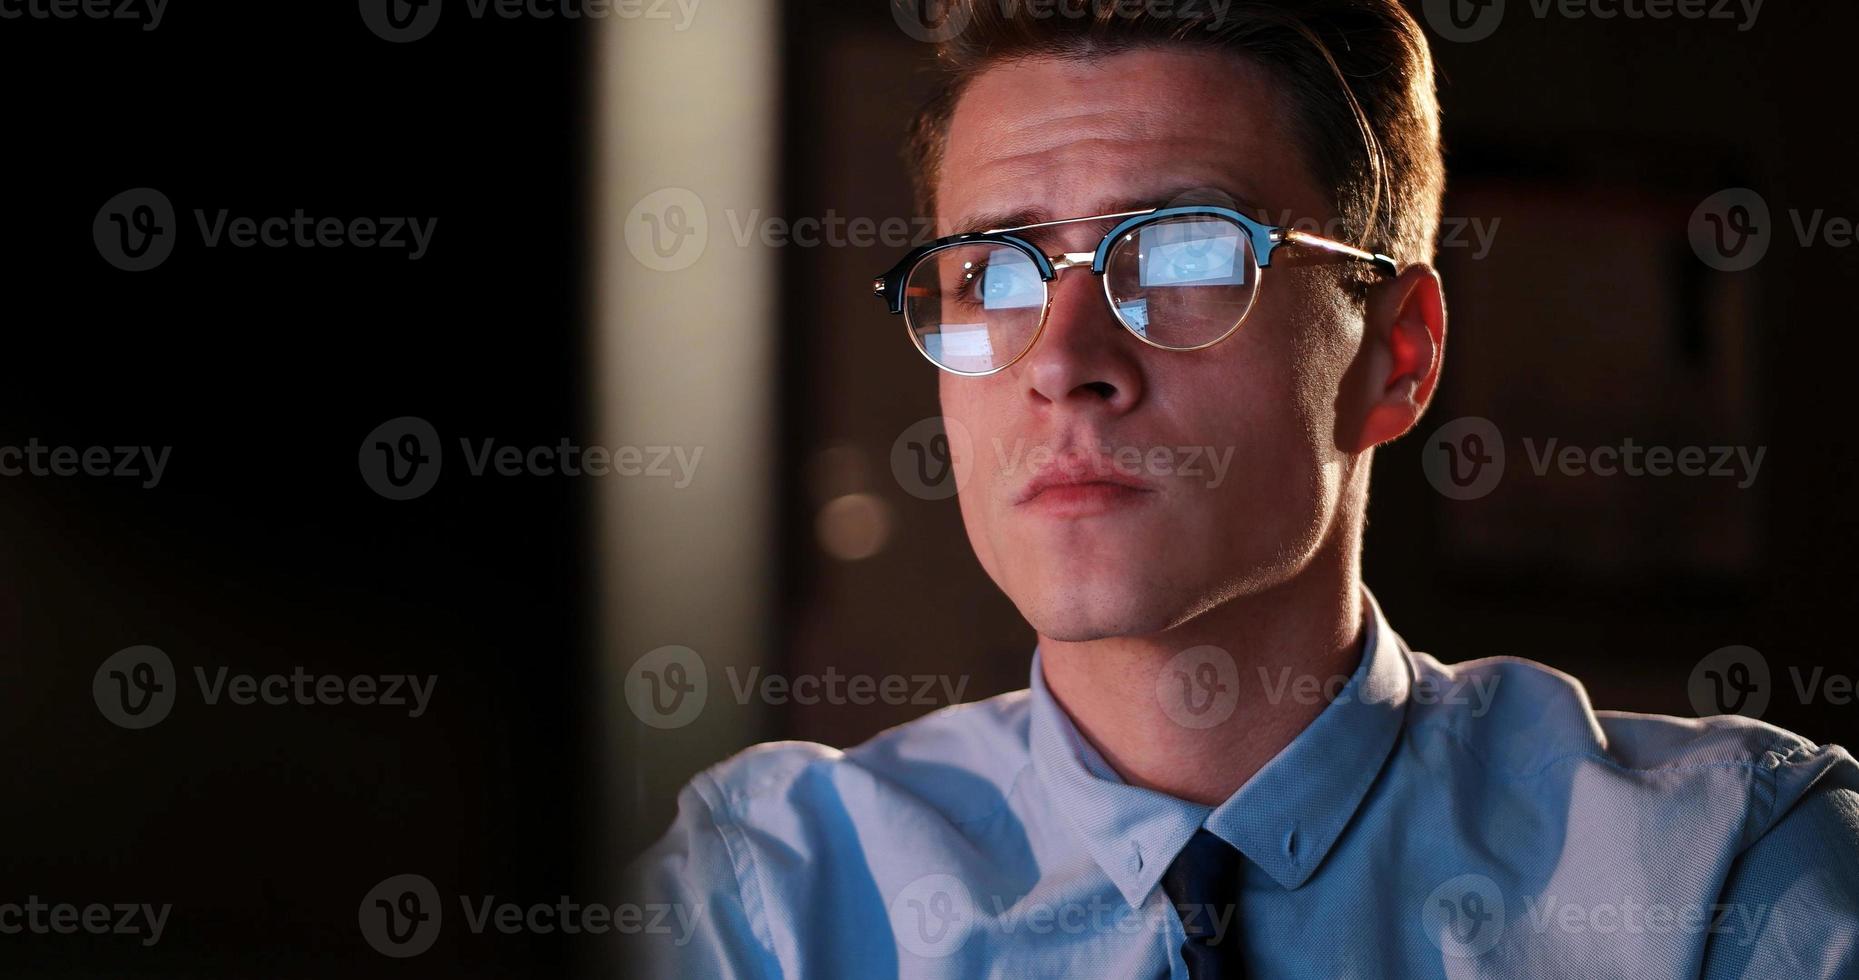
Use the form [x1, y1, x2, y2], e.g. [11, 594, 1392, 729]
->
[1013, 452, 1158, 506]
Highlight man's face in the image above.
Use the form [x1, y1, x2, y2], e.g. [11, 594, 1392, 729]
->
[937, 47, 1368, 642]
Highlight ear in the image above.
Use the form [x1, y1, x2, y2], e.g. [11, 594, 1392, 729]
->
[1350, 263, 1446, 452]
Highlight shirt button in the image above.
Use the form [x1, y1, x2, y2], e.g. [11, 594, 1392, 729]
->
[1127, 844, 1142, 874]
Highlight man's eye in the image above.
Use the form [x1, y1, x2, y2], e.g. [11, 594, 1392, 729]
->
[983, 265, 1020, 300]
[978, 261, 1041, 309]
[948, 265, 987, 305]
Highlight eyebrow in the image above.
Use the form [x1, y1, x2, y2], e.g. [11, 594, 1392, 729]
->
[953, 184, 1266, 237]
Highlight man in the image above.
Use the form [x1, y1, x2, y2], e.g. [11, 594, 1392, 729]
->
[629, 1, 1859, 976]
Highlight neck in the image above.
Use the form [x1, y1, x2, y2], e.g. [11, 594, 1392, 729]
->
[1037, 541, 1364, 806]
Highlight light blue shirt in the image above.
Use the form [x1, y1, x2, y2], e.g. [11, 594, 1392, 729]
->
[626, 593, 1859, 977]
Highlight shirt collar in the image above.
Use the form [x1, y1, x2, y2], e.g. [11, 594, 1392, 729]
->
[1027, 588, 1414, 907]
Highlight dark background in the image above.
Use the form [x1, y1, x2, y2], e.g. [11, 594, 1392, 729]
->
[1, 4, 591, 977]
[5, 1, 1857, 977]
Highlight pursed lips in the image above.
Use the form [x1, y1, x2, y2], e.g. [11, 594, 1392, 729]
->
[1013, 452, 1160, 506]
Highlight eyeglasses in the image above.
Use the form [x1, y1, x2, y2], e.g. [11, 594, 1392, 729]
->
[871, 205, 1397, 376]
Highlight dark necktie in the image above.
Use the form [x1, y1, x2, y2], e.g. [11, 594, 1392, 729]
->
[1160, 829, 1247, 979]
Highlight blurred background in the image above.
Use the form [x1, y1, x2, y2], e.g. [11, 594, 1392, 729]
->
[4, 0, 1857, 976]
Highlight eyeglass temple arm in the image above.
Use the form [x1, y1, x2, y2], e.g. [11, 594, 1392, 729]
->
[1279, 229, 1399, 277]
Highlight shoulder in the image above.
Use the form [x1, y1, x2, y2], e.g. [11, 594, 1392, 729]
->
[686, 686, 1035, 830]
[624, 689, 1035, 968]
[1400, 647, 1856, 844]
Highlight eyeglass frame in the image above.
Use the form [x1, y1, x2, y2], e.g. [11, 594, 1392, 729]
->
[871, 204, 1399, 376]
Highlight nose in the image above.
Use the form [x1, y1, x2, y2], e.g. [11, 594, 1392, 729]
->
[1017, 260, 1145, 414]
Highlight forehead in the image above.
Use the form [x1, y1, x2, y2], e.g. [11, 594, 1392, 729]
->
[937, 46, 1316, 236]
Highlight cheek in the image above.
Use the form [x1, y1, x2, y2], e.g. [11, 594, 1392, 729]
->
[939, 375, 1001, 577]
[1250, 272, 1361, 447]
[1181, 280, 1357, 520]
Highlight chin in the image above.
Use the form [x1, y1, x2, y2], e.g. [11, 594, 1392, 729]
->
[1015, 584, 1190, 642]
[1006, 544, 1313, 642]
